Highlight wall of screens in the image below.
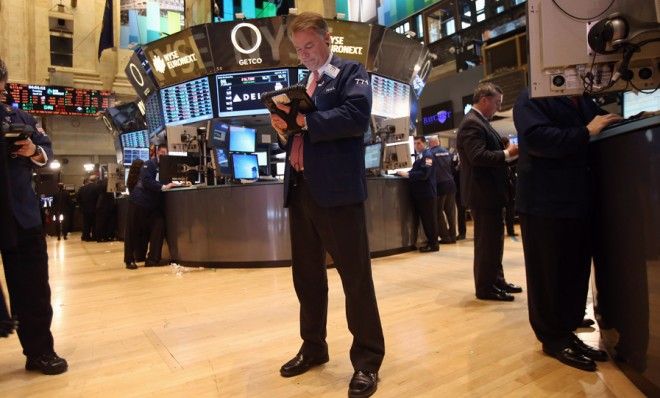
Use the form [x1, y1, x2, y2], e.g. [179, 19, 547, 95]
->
[215, 69, 290, 117]
[144, 92, 165, 134]
[161, 77, 214, 126]
[371, 74, 411, 118]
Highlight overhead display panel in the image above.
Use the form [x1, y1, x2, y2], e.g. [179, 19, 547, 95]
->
[7, 83, 115, 116]
[373, 29, 425, 84]
[325, 19, 373, 67]
[125, 49, 159, 99]
[143, 25, 214, 87]
[160, 77, 214, 126]
[207, 17, 299, 73]
[144, 92, 165, 134]
[215, 69, 290, 117]
[371, 74, 410, 118]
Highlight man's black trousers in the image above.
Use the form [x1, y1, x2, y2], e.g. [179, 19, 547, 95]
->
[288, 177, 385, 373]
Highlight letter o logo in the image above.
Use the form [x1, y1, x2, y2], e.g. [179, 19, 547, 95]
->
[231, 23, 262, 54]
[129, 63, 145, 87]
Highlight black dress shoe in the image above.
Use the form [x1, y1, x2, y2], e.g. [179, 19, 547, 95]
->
[456, 234, 466, 241]
[25, 353, 68, 375]
[419, 245, 439, 253]
[476, 287, 514, 302]
[580, 318, 595, 328]
[543, 346, 596, 372]
[145, 259, 169, 267]
[125, 262, 138, 270]
[499, 282, 523, 294]
[571, 337, 608, 362]
[348, 370, 378, 398]
[439, 240, 456, 244]
[280, 352, 329, 377]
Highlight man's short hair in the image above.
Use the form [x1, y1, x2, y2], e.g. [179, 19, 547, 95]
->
[414, 135, 426, 143]
[157, 143, 168, 151]
[0, 58, 7, 82]
[288, 12, 328, 40]
[473, 82, 502, 104]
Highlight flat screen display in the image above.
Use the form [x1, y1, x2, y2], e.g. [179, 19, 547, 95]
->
[371, 74, 410, 118]
[161, 77, 214, 126]
[231, 153, 259, 180]
[623, 90, 660, 118]
[144, 92, 165, 134]
[364, 143, 382, 169]
[120, 130, 150, 149]
[210, 120, 230, 148]
[254, 151, 268, 166]
[123, 147, 150, 166]
[213, 147, 230, 176]
[229, 126, 257, 153]
[7, 83, 114, 116]
[215, 69, 289, 117]
[297, 68, 311, 84]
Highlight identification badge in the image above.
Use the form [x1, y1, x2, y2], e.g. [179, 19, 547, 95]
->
[326, 64, 340, 79]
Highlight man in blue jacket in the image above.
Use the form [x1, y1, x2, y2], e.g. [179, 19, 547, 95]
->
[129, 144, 175, 268]
[398, 136, 439, 252]
[0, 59, 67, 374]
[428, 136, 457, 244]
[270, 12, 383, 398]
[513, 89, 621, 372]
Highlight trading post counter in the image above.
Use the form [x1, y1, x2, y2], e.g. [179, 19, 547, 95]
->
[164, 177, 417, 267]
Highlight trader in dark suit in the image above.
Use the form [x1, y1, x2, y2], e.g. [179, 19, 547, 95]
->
[77, 174, 100, 241]
[130, 144, 175, 267]
[397, 136, 439, 252]
[513, 89, 620, 371]
[428, 136, 457, 244]
[269, 12, 384, 398]
[457, 82, 522, 302]
[53, 183, 72, 240]
[0, 59, 67, 374]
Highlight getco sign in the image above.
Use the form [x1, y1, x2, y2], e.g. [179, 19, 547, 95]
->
[208, 17, 299, 71]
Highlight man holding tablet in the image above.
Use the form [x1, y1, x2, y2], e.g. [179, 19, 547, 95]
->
[269, 12, 384, 398]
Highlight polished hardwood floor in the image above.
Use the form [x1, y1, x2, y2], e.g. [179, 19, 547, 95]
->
[0, 231, 643, 397]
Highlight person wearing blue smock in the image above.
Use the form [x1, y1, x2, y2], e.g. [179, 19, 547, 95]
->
[428, 135, 457, 243]
[270, 12, 384, 398]
[0, 58, 67, 375]
[513, 89, 621, 372]
[397, 136, 439, 252]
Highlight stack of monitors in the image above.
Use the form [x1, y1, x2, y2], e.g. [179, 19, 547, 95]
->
[161, 77, 214, 126]
[371, 74, 410, 118]
[215, 69, 290, 117]
[120, 130, 150, 166]
[144, 91, 165, 134]
[228, 126, 258, 180]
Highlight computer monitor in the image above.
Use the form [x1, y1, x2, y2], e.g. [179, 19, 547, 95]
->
[364, 143, 383, 170]
[212, 147, 230, 177]
[144, 92, 165, 134]
[622, 90, 660, 118]
[371, 74, 411, 118]
[158, 155, 199, 183]
[120, 129, 150, 149]
[160, 77, 214, 126]
[253, 149, 270, 176]
[231, 153, 259, 180]
[215, 69, 290, 117]
[122, 147, 150, 166]
[229, 125, 257, 153]
[210, 119, 230, 148]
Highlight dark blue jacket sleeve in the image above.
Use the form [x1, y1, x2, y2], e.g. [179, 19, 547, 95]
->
[140, 160, 163, 192]
[513, 91, 590, 159]
[306, 63, 372, 144]
[18, 111, 53, 167]
[408, 155, 433, 181]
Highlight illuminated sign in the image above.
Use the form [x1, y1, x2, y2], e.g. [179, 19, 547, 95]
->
[421, 101, 454, 133]
[8, 83, 115, 116]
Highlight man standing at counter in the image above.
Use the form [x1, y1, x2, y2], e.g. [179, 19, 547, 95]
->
[270, 12, 384, 398]
[513, 89, 621, 371]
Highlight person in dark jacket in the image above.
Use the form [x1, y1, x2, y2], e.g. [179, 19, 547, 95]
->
[130, 144, 175, 266]
[0, 58, 68, 374]
[457, 82, 522, 302]
[94, 178, 116, 242]
[269, 13, 384, 397]
[428, 136, 457, 244]
[52, 183, 72, 240]
[451, 150, 467, 240]
[0, 103, 17, 338]
[500, 136, 518, 237]
[123, 159, 145, 269]
[398, 136, 439, 252]
[513, 89, 621, 372]
[77, 174, 100, 241]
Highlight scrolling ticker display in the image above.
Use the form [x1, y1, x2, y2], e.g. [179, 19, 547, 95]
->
[7, 83, 114, 116]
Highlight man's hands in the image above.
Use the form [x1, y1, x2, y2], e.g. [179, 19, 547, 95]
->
[163, 182, 177, 190]
[13, 138, 37, 158]
[269, 103, 306, 141]
[506, 142, 519, 157]
[587, 114, 623, 136]
[396, 170, 409, 178]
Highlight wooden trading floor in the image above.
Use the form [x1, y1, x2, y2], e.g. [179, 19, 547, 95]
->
[0, 230, 644, 397]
